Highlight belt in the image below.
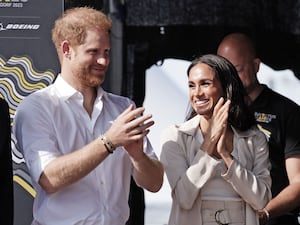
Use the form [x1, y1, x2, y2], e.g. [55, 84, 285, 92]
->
[202, 200, 245, 225]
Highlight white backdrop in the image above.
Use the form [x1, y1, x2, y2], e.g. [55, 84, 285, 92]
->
[143, 58, 300, 225]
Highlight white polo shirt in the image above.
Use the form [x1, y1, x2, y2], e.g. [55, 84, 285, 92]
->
[13, 75, 157, 225]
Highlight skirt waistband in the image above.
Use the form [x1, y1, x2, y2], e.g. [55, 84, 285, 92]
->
[201, 200, 245, 225]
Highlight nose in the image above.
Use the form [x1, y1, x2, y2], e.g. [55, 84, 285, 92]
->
[193, 85, 203, 97]
[97, 57, 108, 65]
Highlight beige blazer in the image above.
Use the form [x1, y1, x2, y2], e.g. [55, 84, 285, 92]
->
[160, 115, 272, 225]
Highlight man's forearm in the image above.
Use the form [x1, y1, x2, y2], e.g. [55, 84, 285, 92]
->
[132, 153, 164, 193]
[264, 183, 300, 218]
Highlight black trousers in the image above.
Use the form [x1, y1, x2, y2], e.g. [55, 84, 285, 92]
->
[126, 177, 145, 225]
[267, 215, 299, 225]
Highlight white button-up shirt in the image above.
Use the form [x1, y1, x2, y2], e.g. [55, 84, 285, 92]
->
[13, 75, 157, 225]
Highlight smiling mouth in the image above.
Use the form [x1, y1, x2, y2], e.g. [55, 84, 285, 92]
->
[92, 66, 105, 71]
[195, 99, 209, 106]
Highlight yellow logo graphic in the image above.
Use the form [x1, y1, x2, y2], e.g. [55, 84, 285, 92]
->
[254, 112, 276, 123]
[0, 55, 56, 197]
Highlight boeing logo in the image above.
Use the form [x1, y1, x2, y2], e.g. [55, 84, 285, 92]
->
[0, 23, 5, 31]
[0, 23, 40, 31]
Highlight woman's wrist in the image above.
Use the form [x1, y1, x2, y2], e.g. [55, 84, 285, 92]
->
[200, 141, 215, 155]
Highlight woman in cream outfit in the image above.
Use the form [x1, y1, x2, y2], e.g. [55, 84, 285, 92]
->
[160, 54, 271, 225]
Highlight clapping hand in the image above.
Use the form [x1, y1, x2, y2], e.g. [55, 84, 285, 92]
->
[105, 104, 154, 158]
[201, 97, 231, 157]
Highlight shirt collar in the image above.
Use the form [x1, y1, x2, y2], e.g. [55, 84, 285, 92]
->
[54, 74, 104, 101]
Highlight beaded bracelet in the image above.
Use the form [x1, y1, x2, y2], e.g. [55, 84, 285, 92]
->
[100, 134, 116, 154]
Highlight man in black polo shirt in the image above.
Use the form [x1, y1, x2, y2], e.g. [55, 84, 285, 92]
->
[217, 32, 300, 225]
